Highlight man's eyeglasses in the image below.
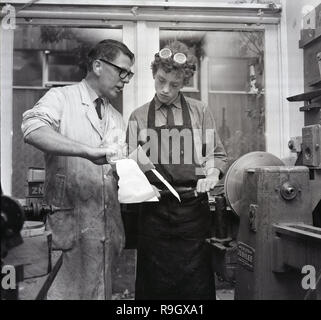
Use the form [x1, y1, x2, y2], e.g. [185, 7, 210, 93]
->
[98, 58, 134, 80]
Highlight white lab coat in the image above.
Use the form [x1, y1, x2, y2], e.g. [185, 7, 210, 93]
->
[21, 80, 126, 299]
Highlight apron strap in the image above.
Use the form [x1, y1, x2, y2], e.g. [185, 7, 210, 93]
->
[147, 98, 156, 129]
[180, 94, 192, 127]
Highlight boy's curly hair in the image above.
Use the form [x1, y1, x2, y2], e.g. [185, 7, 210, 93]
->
[151, 41, 197, 86]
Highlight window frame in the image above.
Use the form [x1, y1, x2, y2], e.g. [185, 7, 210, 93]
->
[1, 5, 286, 195]
[138, 21, 286, 158]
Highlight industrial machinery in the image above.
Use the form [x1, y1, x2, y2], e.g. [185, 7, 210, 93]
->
[1, 182, 71, 259]
[209, 18, 321, 299]
[1, 188, 64, 300]
[1, 187, 25, 259]
[209, 99, 321, 300]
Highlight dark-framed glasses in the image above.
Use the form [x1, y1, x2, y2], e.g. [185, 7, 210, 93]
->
[158, 48, 187, 64]
[98, 58, 134, 80]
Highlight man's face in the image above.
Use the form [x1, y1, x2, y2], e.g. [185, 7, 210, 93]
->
[96, 52, 133, 100]
[154, 68, 184, 105]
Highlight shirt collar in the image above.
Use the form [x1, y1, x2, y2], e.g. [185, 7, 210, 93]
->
[154, 93, 182, 110]
[84, 79, 99, 102]
[83, 79, 109, 106]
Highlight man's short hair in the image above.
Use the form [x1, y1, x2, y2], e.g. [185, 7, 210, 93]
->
[151, 41, 197, 86]
[87, 39, 134, 72]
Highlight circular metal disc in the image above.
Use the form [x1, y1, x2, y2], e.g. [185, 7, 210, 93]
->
[224, 152, 284, 216]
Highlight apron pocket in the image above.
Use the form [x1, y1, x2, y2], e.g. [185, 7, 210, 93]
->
[52, 174, 66, 206]
[47, 208, 76, 251]
[46, 174, 76, 250]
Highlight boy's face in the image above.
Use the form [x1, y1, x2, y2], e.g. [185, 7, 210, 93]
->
[154, 68, 184, 105]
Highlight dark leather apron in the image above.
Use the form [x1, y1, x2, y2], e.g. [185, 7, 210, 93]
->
[135, 94, 215, 300]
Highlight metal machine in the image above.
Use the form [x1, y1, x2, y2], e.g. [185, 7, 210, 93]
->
[1, 189, 64, 300]
[209, 89, 321, 299]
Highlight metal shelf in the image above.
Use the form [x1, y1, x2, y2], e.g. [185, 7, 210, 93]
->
[300, 102, 321, 112]
[299, 31, 321, 49]
[287, 89, 321, 102]
[308, 78, 321, 88]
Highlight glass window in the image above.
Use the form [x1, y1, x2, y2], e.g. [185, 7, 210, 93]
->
[47, 52, 86, 83]
[13, 50, 43, 86]
[209, 58, 249, 92]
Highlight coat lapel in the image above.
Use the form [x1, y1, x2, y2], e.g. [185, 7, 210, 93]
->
[86, 105, 103, 139]
[79, 80, 103, 139]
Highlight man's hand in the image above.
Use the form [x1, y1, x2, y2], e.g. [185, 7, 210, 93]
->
[25, 127, 118, 166]
[105, 142, 128, 165]
[86, 147, 117, 165]
[196, 168, 220, 193]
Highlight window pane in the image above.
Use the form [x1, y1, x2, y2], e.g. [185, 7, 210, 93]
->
[210, 58, 249, 92]
[48, 53, 86, 82]
[13, 50, 42, 86]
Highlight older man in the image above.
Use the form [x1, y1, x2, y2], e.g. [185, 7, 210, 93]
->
[21, 39, 134, 300]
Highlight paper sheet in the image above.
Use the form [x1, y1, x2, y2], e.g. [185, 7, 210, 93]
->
[116, 159, 158, 203]
[129, 146, 181, 202]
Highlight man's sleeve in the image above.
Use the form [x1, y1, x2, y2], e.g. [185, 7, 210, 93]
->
[21, 88, 65, 140]
[202, 106, 228, 178]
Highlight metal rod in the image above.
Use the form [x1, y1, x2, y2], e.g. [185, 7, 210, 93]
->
[273, 223, 321, 241]
[7, 10, 280, 24]
[2, 1, 282, 12]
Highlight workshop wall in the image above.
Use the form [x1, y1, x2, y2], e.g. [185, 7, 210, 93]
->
[284, 0, 320, 138]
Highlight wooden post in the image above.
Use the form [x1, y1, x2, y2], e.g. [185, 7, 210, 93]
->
[0, 6, 15, 195]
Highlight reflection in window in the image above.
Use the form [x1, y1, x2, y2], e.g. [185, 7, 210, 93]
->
[209, 58, 250, 92]
[47, 52, 86, 83]
[160, 29, 265, 171]
[13, 50, 42, 86]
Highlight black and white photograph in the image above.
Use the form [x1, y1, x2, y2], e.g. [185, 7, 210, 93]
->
[1, 0, 320, 307]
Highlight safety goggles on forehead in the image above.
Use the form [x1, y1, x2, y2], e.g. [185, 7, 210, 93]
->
[158, 48, 187, 64]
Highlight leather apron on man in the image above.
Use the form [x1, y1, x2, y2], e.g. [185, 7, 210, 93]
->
[135, 94, 215, 300]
